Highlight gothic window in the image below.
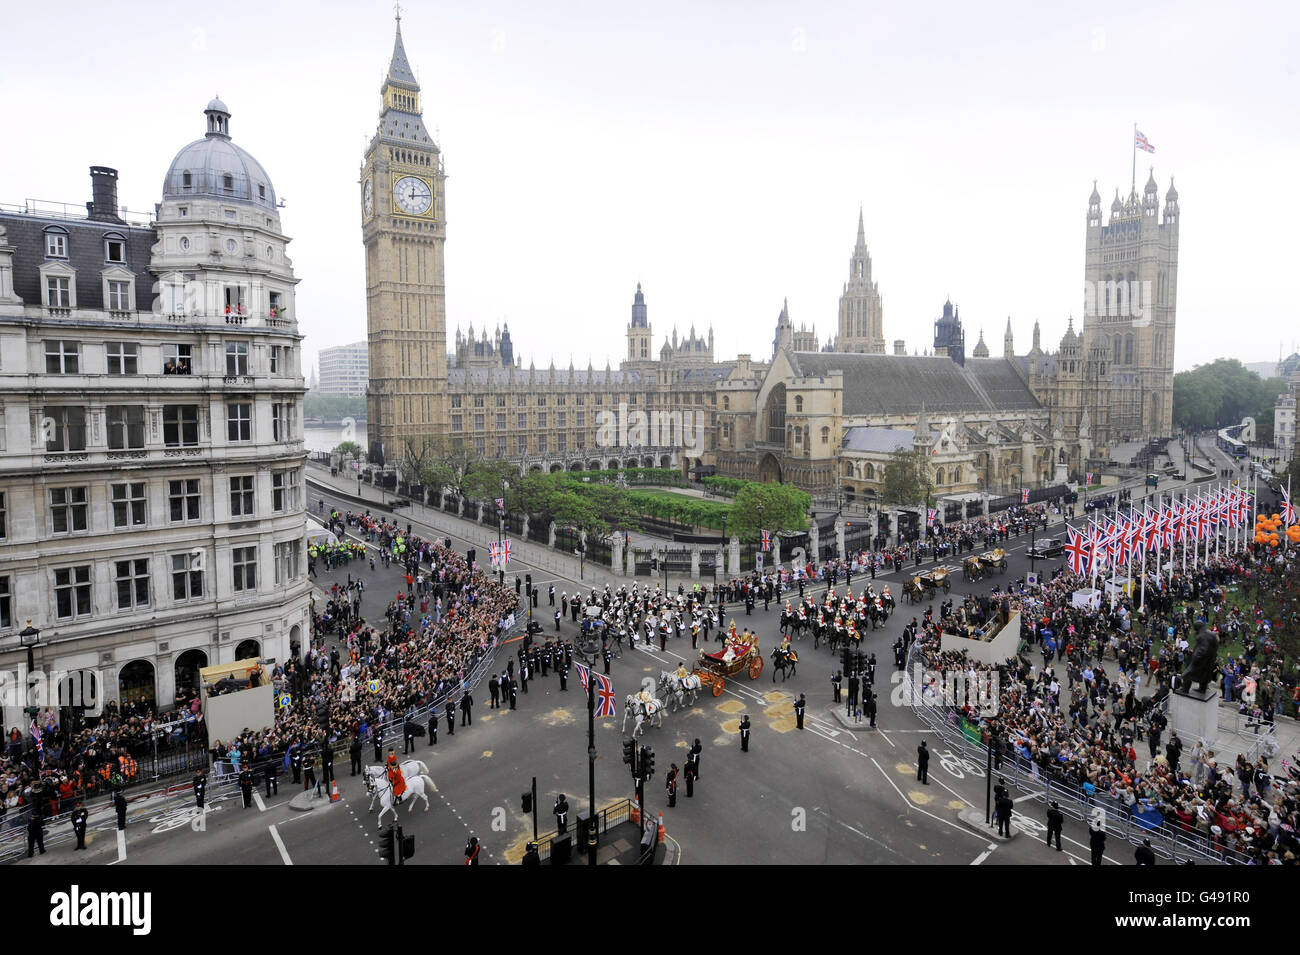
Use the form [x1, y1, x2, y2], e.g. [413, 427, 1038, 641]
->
[765, 384, 786, 445]
[1113, 337, 1122, 364]
[795, 395, 804, 413]
[865, 463, 874, 480]
[1124, 334, 1133, 365]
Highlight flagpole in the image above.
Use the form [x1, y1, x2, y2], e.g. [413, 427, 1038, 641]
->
[1132, 122, 1137, 196]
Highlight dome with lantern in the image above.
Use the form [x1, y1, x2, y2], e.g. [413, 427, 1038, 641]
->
[162, 99, 277, 209]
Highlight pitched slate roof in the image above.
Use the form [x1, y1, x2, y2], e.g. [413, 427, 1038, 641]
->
[787, 352, 1040, 416]
[842, 427, 915, 452]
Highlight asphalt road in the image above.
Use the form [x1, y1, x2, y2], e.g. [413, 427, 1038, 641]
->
[16, 477, 1149, 867]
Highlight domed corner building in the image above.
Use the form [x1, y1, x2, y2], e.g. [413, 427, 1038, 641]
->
[0, 99, 311, 733]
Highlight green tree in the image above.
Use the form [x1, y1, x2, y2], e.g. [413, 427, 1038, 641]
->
[727, 482, 810, 542]
[881, 448, 926, 505]
[334, 441, 363, 460]
[1173, 359, 1287, 442]
[461, 458, 519, 503]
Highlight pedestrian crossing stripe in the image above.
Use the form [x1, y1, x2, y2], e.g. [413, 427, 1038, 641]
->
[367, 679, 380, 694]
[278, 693, 292, 708]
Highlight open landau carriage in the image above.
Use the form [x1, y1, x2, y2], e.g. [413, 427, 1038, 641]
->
[692, 627, 763, 696]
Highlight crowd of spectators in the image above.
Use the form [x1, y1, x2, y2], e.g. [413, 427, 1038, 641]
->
[910, 542, 1299, 864]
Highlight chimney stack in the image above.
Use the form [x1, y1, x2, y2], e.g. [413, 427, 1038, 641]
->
[87, 166, 124, 223]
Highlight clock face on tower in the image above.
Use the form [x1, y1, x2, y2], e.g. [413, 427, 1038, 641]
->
[363, 178, 373, 217]
[393, 175, 433, 216]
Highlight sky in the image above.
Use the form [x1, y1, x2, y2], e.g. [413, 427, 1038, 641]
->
[3, 0, 1298, 379]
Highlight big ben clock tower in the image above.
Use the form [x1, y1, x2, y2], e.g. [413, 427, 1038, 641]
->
[361, 12, 447, 471]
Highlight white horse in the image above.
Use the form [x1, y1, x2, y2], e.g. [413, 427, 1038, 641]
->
[621, 694, 664, 737]
[657, 674, 686, 712]
[364, 760, 429, 812]
[362, 766, 437, 827]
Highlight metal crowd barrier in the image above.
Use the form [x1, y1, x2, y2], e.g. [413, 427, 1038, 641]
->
[902, 640, 1257, 865]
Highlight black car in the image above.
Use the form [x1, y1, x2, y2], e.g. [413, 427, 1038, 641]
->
[1027, 537, 1064, 559]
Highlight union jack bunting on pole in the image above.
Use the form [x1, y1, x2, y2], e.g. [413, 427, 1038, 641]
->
[760, 529, 771, 552]
[1282, 486, 1297, 525]
[575, 663, 617, 717]
[926, 508, 938, 528]
[1065, 526, 1090, 575]
[495, 497, 505, 511]
[1020, 488, 1030, 504]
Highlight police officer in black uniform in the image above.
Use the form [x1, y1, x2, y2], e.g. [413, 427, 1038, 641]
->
[27, 798, 47, 857]
[847, 671, 860, 716]
[372, 727, 384, 763]
[688, 738, 702, 781]
[239, 765, 254, 808]
[794, 693, 806, 729]
[558, 662, 568, 691]
[739, 715, 751, 752]
[193, 768, 208, 809]
[446, 700, 455, 735]
[290, 745, 303, 785]
[264, 757, 279, 797]
[71, 800, 88, 851]
[488, 674, 500, 709]
[552, 793, 570, 834]
[832, 670, 842, 703]
[1045, 801, 1064, 851]
[508, 676, 518, 710]
[917, 740, 930, 784]
[602, 644, 614, 676]
[865, 691, 878, 727]
[113, 785, 128, 830]
[350, 733, 364, 775]
[404, 717, 416, 754]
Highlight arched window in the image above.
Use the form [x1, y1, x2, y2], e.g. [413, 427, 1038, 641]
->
[1124, 334, 1133, 365]
[794, 395, 804, 413]
[765, 384, 786, 445]
[865, 463, 875, 480]
[821, 426, 829, 444]
[845, 461, 855, 477]
[1114, 336, 1122, 364]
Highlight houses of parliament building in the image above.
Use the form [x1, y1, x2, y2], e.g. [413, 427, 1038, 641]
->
[362, 19, 1180, 505]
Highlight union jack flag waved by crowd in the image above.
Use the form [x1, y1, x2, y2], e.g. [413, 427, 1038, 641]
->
[760, 529, 771, 552]
[926, 508, 938, 528]
[30, 720, 44, 765]
[575, 663, 617, 717]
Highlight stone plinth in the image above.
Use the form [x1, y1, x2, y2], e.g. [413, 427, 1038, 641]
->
[1169, 686, 1219, 746]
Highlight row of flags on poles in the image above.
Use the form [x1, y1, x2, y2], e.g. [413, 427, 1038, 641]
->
[1063, 486, 1254, 577]
[487, 538, 512, 568]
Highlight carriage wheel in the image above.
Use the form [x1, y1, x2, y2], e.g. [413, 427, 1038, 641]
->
[712, 678, 725, 697]
[749, 657, 764, 679]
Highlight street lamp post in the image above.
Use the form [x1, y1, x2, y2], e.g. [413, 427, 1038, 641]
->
[756, 502, 764, 573]
[497, 479, 508, 585]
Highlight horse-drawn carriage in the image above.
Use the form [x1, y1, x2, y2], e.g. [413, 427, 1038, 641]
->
[902, 567, 953, 603]
[962, 548, 1007, 581]
[692, 631, 763, 696]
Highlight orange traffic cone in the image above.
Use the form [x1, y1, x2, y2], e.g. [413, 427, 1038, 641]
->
[630, 796, 641, 826]
[656, 811, 666, 844]
[330, 779, 340, 803]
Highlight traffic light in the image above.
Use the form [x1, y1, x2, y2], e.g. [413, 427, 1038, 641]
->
[521, 791, 533, 814]
[840, 646, 851, 674]
[525, 573, 532, 587]
[400, 828, 415, 862]
[651, 557, 659, 573]
[641, 746, 655, 779]
[378, 825, 396, 865]
[622, 738, 636, 768]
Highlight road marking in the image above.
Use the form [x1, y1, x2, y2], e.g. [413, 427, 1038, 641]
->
[869, 757, 986, 842]
[810, 807, 907, 861]
[268, 824, 294, 865]
[116, 829, 126, 863]
[970, 842, 998, 865]
[253, 792, 267, 812]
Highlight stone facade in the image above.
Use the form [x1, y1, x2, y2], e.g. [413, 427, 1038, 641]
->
[361, 18, 448, 468]
[0, 104, 310, 725]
